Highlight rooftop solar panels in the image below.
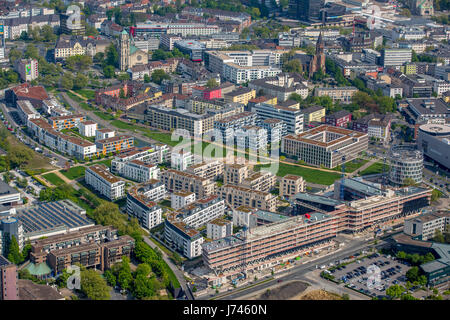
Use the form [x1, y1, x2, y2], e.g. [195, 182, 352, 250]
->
[16, 200, 94, 237]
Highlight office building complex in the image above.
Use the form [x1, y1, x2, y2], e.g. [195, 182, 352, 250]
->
[382, 49, 412, 67]
[417, 123, 450, 169]
[85, 164, 125, 201]
[288, 0, 325, 21]
[282, 125, 368, 168]
[403, 211, 449, 241]
[388, 145, 423, 186]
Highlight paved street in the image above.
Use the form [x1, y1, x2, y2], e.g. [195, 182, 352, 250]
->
[143, 236, 194, 300]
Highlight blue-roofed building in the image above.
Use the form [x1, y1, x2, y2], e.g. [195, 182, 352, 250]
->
[15, 200, 94, 241]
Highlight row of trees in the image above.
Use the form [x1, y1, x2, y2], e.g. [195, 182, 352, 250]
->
[151, 48, 188, 61]
[19, 25, 57, 43]
[433, 226, 450, 244]
[3, 235, 31, 265]
[0, 128, 34, 170]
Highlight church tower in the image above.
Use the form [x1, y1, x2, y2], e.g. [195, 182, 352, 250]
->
[119, 30, 130, 71]
[309, 32, 326, 76]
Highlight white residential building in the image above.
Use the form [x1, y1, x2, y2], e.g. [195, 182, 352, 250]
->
[164, 220, 204, 259]
[171, 149, 193, 171]
[16, 100, 40, 125]
[111, 145, 169, 175]
[119, 160, 160, 183]
[78, 121, 97, 137]
[96, 128, 115, 141]
[171, 191, 196, 210]
[85, 164, 125, 201]
[251, 103, 304, 135]
[206, 218, 233, 240]
[127, 183, 164, 229]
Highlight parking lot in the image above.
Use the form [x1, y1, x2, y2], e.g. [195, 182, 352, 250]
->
[327, 252, 412, 299]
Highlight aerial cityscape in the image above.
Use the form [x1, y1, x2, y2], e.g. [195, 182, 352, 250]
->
[0, 0, 449, 306]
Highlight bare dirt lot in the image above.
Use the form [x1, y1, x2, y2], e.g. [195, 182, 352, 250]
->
[256, 281, 309, 300]
[297, 289, 343, 300]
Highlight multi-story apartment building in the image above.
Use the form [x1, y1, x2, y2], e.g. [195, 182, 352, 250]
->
[219, 185, 277, 212]
[404, 211, 449, 241]
[160, 169, 216, 199]
[204, 50, 285, 84]
[171, 191, 196, 210]
[186, 160, 224, 180]
[111, 145, 169, 175]
[95, 135, 134, 156]
[146, 105, 216, 136]
[314, 87, 358, 104]
[126, 184, 163, 230]
[49, 114, 85, 131]
[16, 100, 40, 125]
[223, 164, 249, 185]
[223, 87, 256, 106]
[324, 110, 352, 128]
[280, 174, 305, 198]
[214, 112, 258, 144]
[167, 195, 226, 229]
[171, 149, 194, 171]
[29, 225, 119, 265]
[352, 113, 392, 141]
[117, 160, 160, 183]
[238, 125, 268, 151]
[160, 34, 182, 50]
[240, 171, 276, 192]
[248, 73, 309, 102]
[0, 256, 18, 300]
[2, 14, 60, 39]
[14, 58, 38, 82]
[260, 118, 286, 144]
[207, 218, 233, 240]
[54, 35, 110, 60]
[47, 235, 135, 274]
[78, 121, 97, 138]
[251, 103, 304, 135]
[282, 125, 369, 168]
[164, 219, 204, 259]
[27, 118, 97, 159]
[85, 164, 125, 201]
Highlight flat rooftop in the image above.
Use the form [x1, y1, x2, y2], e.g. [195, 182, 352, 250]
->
[16, 200, 94, 237]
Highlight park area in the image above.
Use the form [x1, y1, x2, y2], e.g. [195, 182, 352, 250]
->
[42, 172, 65, 186]
[254, 162, 342, 185]
[360, 162, 389, 176]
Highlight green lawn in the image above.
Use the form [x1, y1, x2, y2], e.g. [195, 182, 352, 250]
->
[60, 166, 86, 180]
[79, 102, 94, 111]
[111, 120, 138, 131]
[94, 111, 115, 120]
[66, 91, 85, 103]
[359, 162, 389, 176]
[254, 162, 342, 185]
[333, 159, 369, 173]
[93, 158, 112, 168]
[74, 89, 96, 100]
[42, 173, 65, 186]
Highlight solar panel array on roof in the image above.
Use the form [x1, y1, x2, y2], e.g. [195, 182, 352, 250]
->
[16, 200, 93, 235]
